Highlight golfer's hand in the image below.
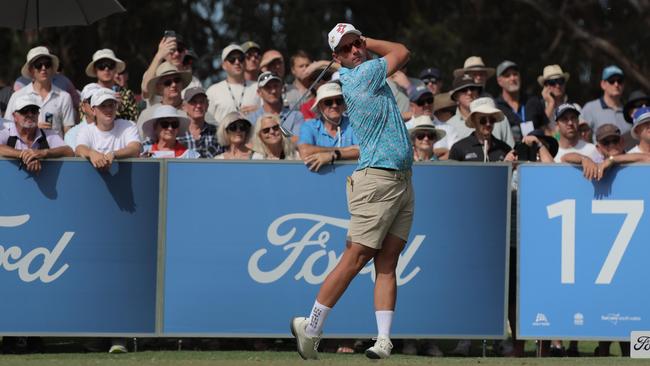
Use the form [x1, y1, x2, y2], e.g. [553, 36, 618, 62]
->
[304, 152, 333, 172]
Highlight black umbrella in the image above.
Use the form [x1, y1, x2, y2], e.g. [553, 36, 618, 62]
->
[0, 0, 125, 30]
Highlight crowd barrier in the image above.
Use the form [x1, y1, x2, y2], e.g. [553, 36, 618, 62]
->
[0, 159, 509, 339]
[519, 164, 650, 341]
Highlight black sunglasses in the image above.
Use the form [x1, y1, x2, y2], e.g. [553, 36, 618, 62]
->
[246, 50, 261, 58]
[32, 59, 52, 70]
[606, 77, 624, 85]
[163, 76, 183, 87]
[323, 98, 344, 107]
[95, 59, 116, 71]
[18, 106, 40, 115]
[261, 124, 281, 134]
[227, 120, 250, 132]
[226, 53, 245, 64]
[545, 78, 565, 87]
[421, 78, 438, 84]
[415, 131, 436, 140]
[336, 38, 363, 54]
[458, 86, 481, 94]
[600, 136, 621, 146]
[158, 119, 180, 129]
[478, 116, 497, 125]
[416, 97, 434, 107]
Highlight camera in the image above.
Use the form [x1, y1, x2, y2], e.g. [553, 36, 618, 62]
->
[515, 142, 539, 162]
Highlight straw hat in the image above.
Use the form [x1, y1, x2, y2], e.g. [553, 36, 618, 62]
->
[537, 64, 570, 87]
[85, 49, 126, 77]
[408, 115, 446, 141]
[146, 62, 192, 99]
[21, 46, 60, 78]
[466, 97, 504, 128]
[311, 82, 343, 112]
[453, 56, 495, 79]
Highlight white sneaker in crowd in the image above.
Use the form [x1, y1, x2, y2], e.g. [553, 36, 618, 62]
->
[290, 317, 320, 360]
[365, 336, 393, 359]
[108, 345, 127, 353]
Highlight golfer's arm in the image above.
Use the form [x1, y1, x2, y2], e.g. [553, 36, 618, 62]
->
[364, 37, 410, 77]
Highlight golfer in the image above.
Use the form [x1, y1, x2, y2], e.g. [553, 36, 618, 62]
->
[291, 23, 413, 360]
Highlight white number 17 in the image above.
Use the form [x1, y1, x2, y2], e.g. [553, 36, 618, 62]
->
[546, 199, 644, 285]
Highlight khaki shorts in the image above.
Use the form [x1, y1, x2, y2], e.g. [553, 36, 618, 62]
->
[345, 168, 415, 249]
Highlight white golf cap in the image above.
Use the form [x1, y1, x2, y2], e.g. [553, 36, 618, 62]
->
[221, 44, 244, 62]
[90, 87, 119, 107]
[14, 94, 41, 111]
[328, 23, 362, 51]
[80, 83, 103, 102]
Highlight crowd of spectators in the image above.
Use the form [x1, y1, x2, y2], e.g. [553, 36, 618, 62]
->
[1, 32, 649, 357]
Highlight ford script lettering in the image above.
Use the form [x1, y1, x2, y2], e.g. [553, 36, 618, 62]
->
[248, 213, 422, 285]
[0, 215, 73, 283]
[635, 336, 650, 351]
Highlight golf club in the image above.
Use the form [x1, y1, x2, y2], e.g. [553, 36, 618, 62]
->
[279, 59, 336, 137]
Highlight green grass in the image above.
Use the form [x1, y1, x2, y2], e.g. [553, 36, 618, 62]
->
[0, 351, 647, 366]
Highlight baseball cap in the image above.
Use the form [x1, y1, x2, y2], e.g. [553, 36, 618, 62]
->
[241, 41, 261, 53]
[595, 123, 621, 142]
[602, 65, 624, 81]
[419, 67, 441, 81]
[14, 94, 40, 112]
[80, 83, 102, 102]
[221, 44, 244, 62]
[257, 71, 282, 88]
[182, 86, 207, 103]
[91, 88, 119, 107]
[328, 23, 362, 51]
[407, 83, 432, 102]
[496, 60, 518, 77]
[632, 106, 650, 139]
[555, 103, 581, 121]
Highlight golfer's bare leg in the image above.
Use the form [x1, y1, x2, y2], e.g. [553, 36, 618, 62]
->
[373, 233, 406, 310]
[316, 241, 376, 307]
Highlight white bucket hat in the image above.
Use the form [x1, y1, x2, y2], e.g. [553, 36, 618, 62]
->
[408, 115, 446, 141]
[142, 105, 190, 141]
[311, 82, 344, 112]
[146, 62, 192, 99]
[537, 64, 570, 87]
[453, 56, 495, 79]
[466, 97, 504, 128]
[21, 46, 59, 78]
[85, 49, 126, 77]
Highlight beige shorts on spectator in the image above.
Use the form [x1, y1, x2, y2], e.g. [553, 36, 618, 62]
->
[345, 168, 414, 249]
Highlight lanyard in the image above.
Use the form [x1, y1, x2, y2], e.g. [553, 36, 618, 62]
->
[226, 82, 246, 111]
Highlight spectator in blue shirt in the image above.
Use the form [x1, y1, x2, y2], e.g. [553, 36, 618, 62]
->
[298, 82, 359, 171]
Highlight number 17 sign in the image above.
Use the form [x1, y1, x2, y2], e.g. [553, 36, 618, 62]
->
[518, 164, 650, 341]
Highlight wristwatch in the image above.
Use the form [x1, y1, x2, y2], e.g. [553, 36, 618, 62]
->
[334, 149, 342, 161]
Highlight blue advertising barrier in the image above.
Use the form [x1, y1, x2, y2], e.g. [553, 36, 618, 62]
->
[163, 161, 510, 338]
[519, 164, 650, 341]
[0, 160, 159, 335]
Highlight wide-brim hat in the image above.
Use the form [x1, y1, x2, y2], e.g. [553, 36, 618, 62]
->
[142, 104, 190, 141]
[623, 90, 650, 123]
[466, 97, 504, 128]
[311, 82, 343, 112]
[450, 74, 482, 101]
[537, 64, 570, 87]
[85, 49, 126, 77]
[21, 46, 60, 78]
[408, 115, 446, 141]
[453, 56, 495, 79]
[302, 60, 341, 83]
[260, 50, 284, 69]
[433, 92, 456, 113]
[146, 62, 192, 100]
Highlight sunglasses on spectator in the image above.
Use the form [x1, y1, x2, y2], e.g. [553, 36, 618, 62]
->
[415, 131, 436, 140]
[416, 97, 434, 107]
[478, 116, 497, 125]
[163, 77, 183, 87]
[173, 44, 187, 54]
[600, 136, 621, 146]
[458, 86, 481, 94]
[158, 119, 180, 129]
[227, 120, 250, 132]
[226, 53, 245, 64]
[261, 124, 281, 134]
[336, 38, 363, 54]
[246, 50, 261, 59]
[95, 59, 116, 71]
[421, 78, 438, 84]
[606, 77, 624, 85]
[32, 59, 52, 70]
[17, 106, 40, 115]
[323, 98, 344, 107]
[545, 78, 565, 87]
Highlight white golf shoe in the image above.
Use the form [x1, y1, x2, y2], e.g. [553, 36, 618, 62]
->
[365, 336, 393, 359]
[290, 317, 320, 360]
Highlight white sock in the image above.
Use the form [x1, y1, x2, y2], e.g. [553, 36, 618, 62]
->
[376, 310, 394, 338]
[305, 300, 331, 337]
